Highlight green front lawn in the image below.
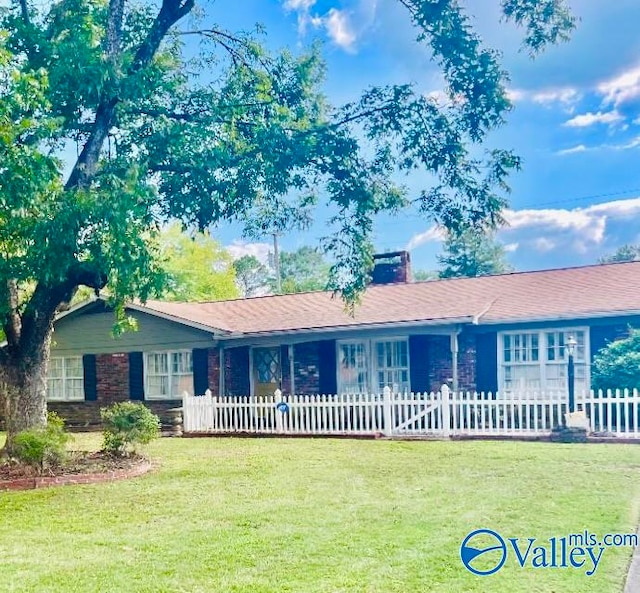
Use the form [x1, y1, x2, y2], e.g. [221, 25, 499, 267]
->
[1, 435, 640, 592]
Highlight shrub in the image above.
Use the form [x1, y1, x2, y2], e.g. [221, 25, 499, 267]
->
[101, 402, 161, 456]
[592, 329, 640, 391]
[13, 412, 71, 473]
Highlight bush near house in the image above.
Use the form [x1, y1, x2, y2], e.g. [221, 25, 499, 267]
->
[592, 329, 640, 391]
[12, 411, 70, 473]
[101, 402, 160, 456]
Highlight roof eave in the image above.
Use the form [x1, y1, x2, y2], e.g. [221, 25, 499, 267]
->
[479, 309, 640, 326]
[217, 316, 476, 341]
[126, 303, 230, 336]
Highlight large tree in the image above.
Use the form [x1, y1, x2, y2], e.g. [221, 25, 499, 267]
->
[0, 0, 574, 452]
[159, 224, 238, 302]
[437, 228, 513, 278]
[233, 255, 272, 298]
[599, 244, 640, 264]
[275, 246, 331, 294]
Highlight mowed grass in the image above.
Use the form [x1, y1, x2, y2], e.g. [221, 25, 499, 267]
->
[1, 435, 640, 592]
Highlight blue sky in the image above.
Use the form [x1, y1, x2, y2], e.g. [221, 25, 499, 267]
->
[199, 0, 640, 273]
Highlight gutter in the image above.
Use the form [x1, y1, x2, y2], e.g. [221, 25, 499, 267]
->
[215, 316, 477, 342]
[477, 309, 640, 326]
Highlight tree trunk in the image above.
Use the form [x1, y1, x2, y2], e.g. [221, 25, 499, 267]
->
[1, 335, 51, 456]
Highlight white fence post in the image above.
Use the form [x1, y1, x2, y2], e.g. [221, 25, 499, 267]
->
[441, 384, 451, 437]
[274, 389, 285, 434]
[382, 386, 393, 436]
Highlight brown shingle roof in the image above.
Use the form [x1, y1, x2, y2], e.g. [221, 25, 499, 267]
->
[139, 261, 640, 336]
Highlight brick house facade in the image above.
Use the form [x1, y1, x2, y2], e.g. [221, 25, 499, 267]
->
[3, 261, 640, 430]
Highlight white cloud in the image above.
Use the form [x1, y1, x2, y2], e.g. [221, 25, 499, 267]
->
[564, 110, 623, 128]
[532, 87, 581, 107]
[324, 9, 357, 51]
[406, 225, 445, 250]
[598, 63, 640, 107]
[501, 198, 640, 257]
[407, 198, 640, 263]
[283, 1, 365, 51]
[555, 136, 640, 155]
[634, 116, 640, 126]
[506, 88, 526, 103]
[283, 0, 316, 9]
[616, 136, 640, 150]
[556, 144, 588, 156]
[226, 241, 272, 265]
[503, 242, 519, 253]
[532, 237, 556, 253]
[426, 89, 448, 105]
[506, 86, 581, 113]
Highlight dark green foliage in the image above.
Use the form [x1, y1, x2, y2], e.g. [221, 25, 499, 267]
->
[437, 228, 513, 278]
[276, 246, 331, 294]
[598, 244, 640, 264]
[12, 411, 70, 473]
[101, 402, 161, 456]
[233, 255, 272, 297]
[592, 329, 640, 392]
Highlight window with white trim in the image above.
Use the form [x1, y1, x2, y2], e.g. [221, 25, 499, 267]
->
[338, 338, 410, 394]
[145, 351, 193, 400]
[375, 340, 409, 392]
[499, 328, 588, 393]
[338, 341, 369, 394]
[47, 357, 84, 401]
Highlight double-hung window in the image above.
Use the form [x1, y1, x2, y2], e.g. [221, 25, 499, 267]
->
[499, 328, 588, 394]
[337, 338, 410, 394]
[145, 350, 193, 400]
[47, 357, 85, 401]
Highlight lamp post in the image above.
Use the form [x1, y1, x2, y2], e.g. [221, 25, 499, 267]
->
[566, 335, 577, 415]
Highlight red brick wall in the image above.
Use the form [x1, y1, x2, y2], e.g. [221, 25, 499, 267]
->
[293, 342, 321, 394]
[49, 400, 181, 430]
[96, 353, 130, 404]
[426, 334, 476, 392]
[457, 333, 477, 392]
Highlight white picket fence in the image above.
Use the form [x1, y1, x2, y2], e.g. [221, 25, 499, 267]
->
[182, 386, 640, 439]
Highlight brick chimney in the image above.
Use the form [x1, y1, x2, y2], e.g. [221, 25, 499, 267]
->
[371, 251, 411, 284]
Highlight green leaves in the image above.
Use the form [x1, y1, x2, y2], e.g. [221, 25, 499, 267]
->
[158, 223, 239, 302]
[437, 227, 514, 278]
[0, 0, 575, 327]
[502, 0, 577, 55]
[592, 329, 640, 391]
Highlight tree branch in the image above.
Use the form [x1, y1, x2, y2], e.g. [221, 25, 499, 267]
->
[1, 279, 22, 350]
[106, 0, 126, 60]
[20, 262, 108, 353]
[17, 0, 30, 27]
[65, 0, 195, 192]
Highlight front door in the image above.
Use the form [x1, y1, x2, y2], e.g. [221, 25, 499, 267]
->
[253, 347, 281, 397]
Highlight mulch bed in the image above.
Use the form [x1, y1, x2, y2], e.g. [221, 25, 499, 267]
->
[0, 452, 152, 491]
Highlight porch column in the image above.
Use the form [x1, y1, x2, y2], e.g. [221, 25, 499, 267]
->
[289, 344, 295, 396]
[218, 346, 225, 396]
[450, 330, 460, 392]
